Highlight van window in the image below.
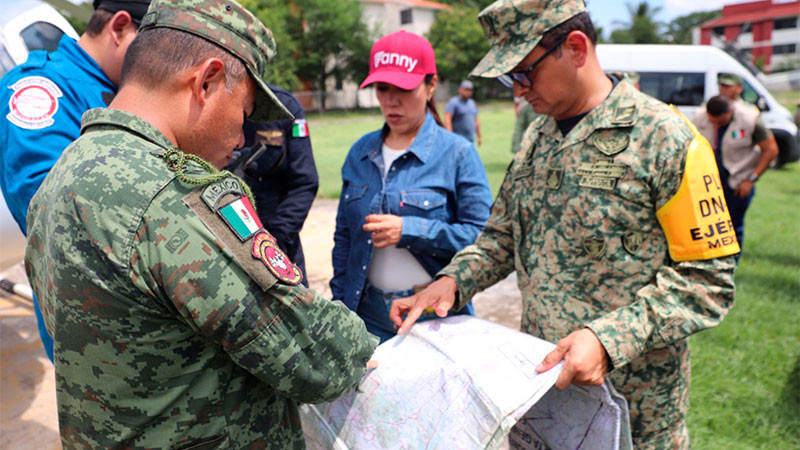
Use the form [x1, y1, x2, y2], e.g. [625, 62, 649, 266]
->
[638, 72, 705, 106]
[0, 43, 16, 79]
[740, 79, 767, 110]
[21, 22, 64, 53]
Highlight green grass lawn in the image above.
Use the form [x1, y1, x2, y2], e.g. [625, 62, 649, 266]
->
[307, 100, 516, 199]
[307, 100, 799, 448]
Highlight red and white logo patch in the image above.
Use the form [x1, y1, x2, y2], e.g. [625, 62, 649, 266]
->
[6, 76, 62, 130]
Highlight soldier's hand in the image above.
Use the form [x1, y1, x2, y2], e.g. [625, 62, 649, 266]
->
[363, 214, 403, 248]
[367, 360, 379, 370]
[536, 328, 610, 390]
[389, 276, 458, 335]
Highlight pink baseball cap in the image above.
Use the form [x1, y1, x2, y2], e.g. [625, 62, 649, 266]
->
[360, 31, 437, 90]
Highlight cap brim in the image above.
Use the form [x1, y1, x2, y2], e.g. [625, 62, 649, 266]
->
[360, 71, 426, 90]
[470, 36, 542, 78]
[248, 66, 293, 123]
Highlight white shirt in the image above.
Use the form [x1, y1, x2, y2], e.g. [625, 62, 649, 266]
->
[367, 144, 433, 292]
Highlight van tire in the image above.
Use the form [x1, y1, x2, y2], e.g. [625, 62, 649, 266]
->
[772, 129, 799, 168]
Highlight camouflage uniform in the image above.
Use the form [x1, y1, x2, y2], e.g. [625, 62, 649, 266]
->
[440, 1, 739, 448]
[25, 1, 377, 448]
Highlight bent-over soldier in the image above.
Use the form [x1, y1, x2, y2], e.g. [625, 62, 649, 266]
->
[390, 1, 739, 448]
[24, 0, 376, 448]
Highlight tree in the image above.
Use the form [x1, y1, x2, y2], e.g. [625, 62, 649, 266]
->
[434, 0, 496, 10]
[664, 10, 720, 44]
[240, 0, 300, 90]
[609, 1, 663, 44]
[287, 0, 371, 110]
[427, 6, 491, 89]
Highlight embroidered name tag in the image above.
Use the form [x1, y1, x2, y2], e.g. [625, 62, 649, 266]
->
[201, 178, 245, 209]
[577, 162, 627, 191]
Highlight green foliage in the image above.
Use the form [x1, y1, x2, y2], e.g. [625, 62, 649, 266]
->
[771, 55, 800, 73]
[610, 1, 663, 44]
[287, 0, 371, 108]
[427, 6, 491, 91]
[664, 10, 720, 44]
[65, 15, 87, 36]
[240, 0, 299, 90]
[309, 101, 514, 199]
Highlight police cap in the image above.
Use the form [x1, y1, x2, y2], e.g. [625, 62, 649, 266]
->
[93, 0, 152, 23]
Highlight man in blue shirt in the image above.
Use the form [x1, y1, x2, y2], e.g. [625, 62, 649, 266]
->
[228, 84, 319, 287]
[0, 0, 148, 361]
[444, 79, 482, 145]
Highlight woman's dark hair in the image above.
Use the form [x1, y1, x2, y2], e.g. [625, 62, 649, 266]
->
[424, 74, 444, 127]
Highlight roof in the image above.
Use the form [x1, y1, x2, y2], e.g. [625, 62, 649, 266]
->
[700, 0, 800, 28]
[361, 0, 451, 11]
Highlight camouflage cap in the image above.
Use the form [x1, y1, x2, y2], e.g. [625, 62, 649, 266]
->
[718, 72, 743, 86]
[471, 0, 586, 78]
[139, 0, 292, 122]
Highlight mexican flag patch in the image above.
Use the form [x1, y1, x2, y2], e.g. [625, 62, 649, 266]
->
[218, 196, 261, 241]
[731, 128, 746, 140]
[292, 118, 309, 138]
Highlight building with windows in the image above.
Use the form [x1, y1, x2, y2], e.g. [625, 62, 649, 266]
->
[308, 0, 451, 110]
[694, 0, 800, 72]
[360, 0, 450, 37]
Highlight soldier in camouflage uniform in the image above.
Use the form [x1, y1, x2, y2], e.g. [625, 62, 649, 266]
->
[390, 1, 739, 448]
[24, 0, 377, 448]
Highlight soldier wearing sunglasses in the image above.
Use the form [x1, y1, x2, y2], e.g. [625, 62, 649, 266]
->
[391, 1, 739, 448]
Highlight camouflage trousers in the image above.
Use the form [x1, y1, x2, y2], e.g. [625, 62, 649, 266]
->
[634, 418, 689, 449]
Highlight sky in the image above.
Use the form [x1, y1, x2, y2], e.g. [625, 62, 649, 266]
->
[586, 0, 747, 37]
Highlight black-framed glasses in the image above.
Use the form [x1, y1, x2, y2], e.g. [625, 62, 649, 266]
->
[497, 34, 568, 88]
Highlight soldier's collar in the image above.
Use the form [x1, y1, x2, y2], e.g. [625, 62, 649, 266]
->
[538, 79, 639, 145]
[80, 108, 178, 154]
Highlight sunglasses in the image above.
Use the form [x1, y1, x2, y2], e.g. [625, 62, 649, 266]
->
[497, 34, 568, 88]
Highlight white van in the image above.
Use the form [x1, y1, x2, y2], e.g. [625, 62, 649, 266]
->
[597, 44, 799, 166]
[0, 0, 79, 79]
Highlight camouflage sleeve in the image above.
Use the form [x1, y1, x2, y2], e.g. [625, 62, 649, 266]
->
[438, 159, 518, 310]
[130, 182, 378, 403]
[587, 121, 736, 369]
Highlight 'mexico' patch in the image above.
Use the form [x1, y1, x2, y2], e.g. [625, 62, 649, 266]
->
[251, 231, 303, 285]
[218, 196, 261, 241]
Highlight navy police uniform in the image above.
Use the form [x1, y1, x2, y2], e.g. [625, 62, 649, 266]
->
[231, 84, 319, 287]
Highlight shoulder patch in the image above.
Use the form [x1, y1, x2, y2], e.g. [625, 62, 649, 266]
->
[292, 118, 309, 138]
[218, 196, 261, 241]
[251, 231, 303, 285]
[201, 177, 245, 209]
[6, 76, 62, 130]
[184, 186, 277, 291]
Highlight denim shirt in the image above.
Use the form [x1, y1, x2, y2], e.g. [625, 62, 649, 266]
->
[331, 113, 492, 311]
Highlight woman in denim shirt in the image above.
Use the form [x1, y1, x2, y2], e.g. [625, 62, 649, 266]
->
[330, 31, 492, 342]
